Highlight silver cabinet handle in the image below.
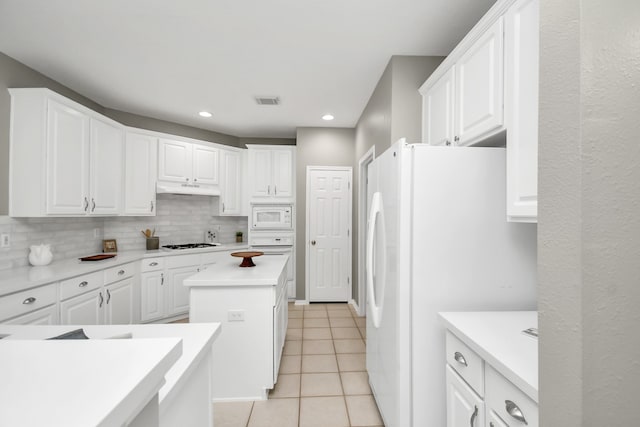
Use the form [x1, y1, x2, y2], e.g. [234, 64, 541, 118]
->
[446, 140, 452, 146]
[267, 185, 270, 195]
[222, 202, 225, 213]
[150, 200, 154, 212]
[186, 177, 189, 181]
[91, 198, 96, 212]
[118, 270, 125, 275]
[505, 400, 528, 425]
[84, 197, 89, 212]
[22, 297, 36, 305]
[194, 178, 198, 182]
[490, 423, 495, 427]
[274, 185, 277, 195]
[454, 351, 468, 367]
[160, 273, 164, 285]
[79, 281, 88, 288]
[106, 289, 111, 304]
[470, 405, 478, 426]
[99, 291, 104, 308]
[454, 135, 460, 142]
[311, 240, 316, 246]
[149, 262, 158, 267]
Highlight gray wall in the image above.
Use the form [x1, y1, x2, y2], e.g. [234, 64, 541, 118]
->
[539, 0, 640, 425]
[352, 55, 443, 303]
[295, 127, 355, 300]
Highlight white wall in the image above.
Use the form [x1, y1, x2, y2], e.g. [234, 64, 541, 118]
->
[539, 0, 640, 425]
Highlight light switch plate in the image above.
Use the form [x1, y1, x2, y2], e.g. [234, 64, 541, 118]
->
[0, 233, 10, 248]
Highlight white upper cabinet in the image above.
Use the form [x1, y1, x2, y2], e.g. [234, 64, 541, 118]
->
[505, 0, 539, 222]
[421, 18, 504, 147]
[89, 117, 124, 215]
[217, 149, 243, 215]
[124, 132, 158, 216]
[45, 99, 90, 215]
[455, 18, 504, 146]
[158, 138, 219, 187]
[9, 88, 124, 217]
[423, 68, 455, 146]
[247, 145, 295, 201]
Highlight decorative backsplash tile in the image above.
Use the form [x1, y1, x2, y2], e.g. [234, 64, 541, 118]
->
[0, 194, 248, 270]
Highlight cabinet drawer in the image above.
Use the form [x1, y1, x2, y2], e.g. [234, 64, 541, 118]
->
[485, 365, 538, 427]
[104, 262, 135, 284]
[141, 257, 165, 272]
[446, 331, 485, 396]
[0, 284, 57, 322]
[166, 254, 201, 268]
[60, 271, 104, 301]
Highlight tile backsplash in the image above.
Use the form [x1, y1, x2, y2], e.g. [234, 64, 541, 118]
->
[0, 194, 248, 270]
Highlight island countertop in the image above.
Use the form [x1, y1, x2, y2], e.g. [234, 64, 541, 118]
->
[184, 254, 289, 287]
[0, 336, 181, 427]
[438, 311, 538, 402]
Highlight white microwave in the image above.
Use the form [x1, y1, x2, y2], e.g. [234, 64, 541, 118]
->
[252, 205, 293, 229]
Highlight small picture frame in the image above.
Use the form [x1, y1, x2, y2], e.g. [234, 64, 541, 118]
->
[102, 239, 118, 253]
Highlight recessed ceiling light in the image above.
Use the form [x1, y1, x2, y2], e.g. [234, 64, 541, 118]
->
[199, 111, 212, 118]
[322, 114, 334, 121]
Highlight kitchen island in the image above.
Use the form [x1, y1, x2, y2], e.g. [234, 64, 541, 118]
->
[0, 322, 221, 427]
[184, 253, 289, 401]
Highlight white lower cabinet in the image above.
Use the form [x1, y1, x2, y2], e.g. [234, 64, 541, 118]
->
[446, 365, 485, 427]
[0, 283, 57, 324]
[140, 271, 165, 322]
[165, 261, 199, 317]
[105, 278, 134, 324]
[60, 289, 102, 325]
[444, 330, 539, 427]
[273, 276, 288, 380]
[4, 305, 58, 325]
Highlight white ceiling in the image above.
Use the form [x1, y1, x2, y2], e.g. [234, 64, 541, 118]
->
[0, 0, 495, 138]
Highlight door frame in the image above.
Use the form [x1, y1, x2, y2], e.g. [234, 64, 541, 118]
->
[305, 166, 353, 303]
[357, 147, 375, 316]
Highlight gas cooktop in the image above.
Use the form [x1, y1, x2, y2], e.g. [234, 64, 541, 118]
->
[161, 243, 219, 250]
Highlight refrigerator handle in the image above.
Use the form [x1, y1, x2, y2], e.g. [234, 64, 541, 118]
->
[366, 191, 384, 328]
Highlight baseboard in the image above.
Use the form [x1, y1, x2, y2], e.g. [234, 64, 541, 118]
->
[349, 299, 364, 317]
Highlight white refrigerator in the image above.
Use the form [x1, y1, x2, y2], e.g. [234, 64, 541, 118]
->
[365, 140, 537, 427]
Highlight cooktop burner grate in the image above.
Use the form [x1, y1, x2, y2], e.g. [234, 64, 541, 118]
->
[162, 243, 218, 250]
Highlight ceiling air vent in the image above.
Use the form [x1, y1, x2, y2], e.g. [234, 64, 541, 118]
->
[255, 96, 280, 106]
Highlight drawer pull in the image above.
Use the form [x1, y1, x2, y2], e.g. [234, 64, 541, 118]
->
[106, 289, 111, 304]
[505, 400, 528, 425]
[22, 297, 36, 305]
[79, 281, 89, 287]
[489, 423, 495, 427]
[454, 351, 468, 367]
[99, 292, 104, 308]
[118, 270, 125, 275]
[149, 262, 158, 266]
[470, 405, 478, 426]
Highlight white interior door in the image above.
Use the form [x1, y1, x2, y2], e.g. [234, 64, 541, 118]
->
[307, 167, 352, 302]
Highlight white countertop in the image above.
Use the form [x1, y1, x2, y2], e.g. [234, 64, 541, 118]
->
[185, 254, 289, 287]
[0, 337, 181, 427]
[0, 323, 222, 406]
[0, 243, 249, 297]
[438, 311, 538, 402]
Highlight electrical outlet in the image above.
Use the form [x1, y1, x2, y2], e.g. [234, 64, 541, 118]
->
[227, 310, 245, 322]
[0, 233, 10, 248]
[215, 225, 222, 232]
[93, 228, 101, 238]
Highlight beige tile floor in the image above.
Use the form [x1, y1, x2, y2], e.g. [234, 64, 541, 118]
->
[213, 302, 383, 427]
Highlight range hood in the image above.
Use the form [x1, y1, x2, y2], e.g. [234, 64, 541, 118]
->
[156, 183, 221, 196]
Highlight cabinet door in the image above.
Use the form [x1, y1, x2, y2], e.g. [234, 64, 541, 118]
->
[272, 149, 294, 198]
[248, 148, 273, 198]
[158, 139, 192, 184]
[220, 150, 242, 215]
[423, 68, 455, 146]
[46, 99, 90, 214]
[486, 410, 509, 427]
[60, 289, 103, 325]
[446, 366, 484, 427]
[455, 18, 504, 146]
[4, 305, 58, 325]
[89, 118, 124, 215]
[192, 145, 219, 185]
[273, 287, 287, 381]
[124, 132, 157, 216]
[505, 0, 539, 222]
[140, 271, 165, 322]
[105, 278, 134, 325]
[166, 265, 199, 317]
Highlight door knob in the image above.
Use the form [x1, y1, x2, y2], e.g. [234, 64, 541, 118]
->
[311, 240, 316, 245]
